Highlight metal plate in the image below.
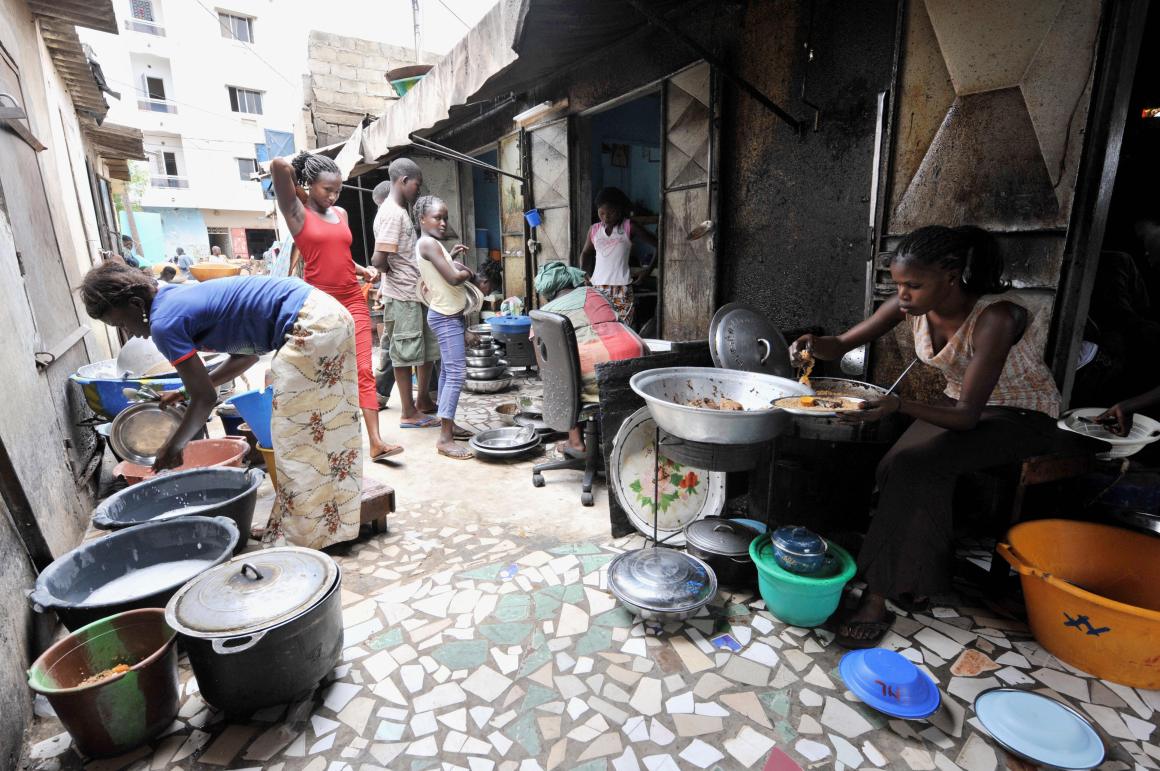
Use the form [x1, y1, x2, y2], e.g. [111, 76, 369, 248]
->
[514, 414, 555, 435]
[610, 407, 726, 546]
[109, 402, 184, 465]
[973, 688, 1104, 770]
[469, 434, 542, 459]
[709, 303, 792, 377]
[472, 426, 539, 450]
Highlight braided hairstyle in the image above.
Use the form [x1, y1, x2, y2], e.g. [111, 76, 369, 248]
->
[891, 225, 1007, 295]
[289, 151, 340, 188]
[412, 194, 445, 235]
[81, 261, 157, 320]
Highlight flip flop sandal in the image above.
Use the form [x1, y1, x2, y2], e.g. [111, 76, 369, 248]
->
[452, 427, 474, 440]
[438, 445, 474, 460]
[556, 443, 588, 459]
[835, 611, 896, 650]
[371, 446, 405, 463]
[400, 416, 439, 428]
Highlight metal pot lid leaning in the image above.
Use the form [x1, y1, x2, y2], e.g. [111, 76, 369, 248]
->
[709, 303, 792, 378]
[770, 525, 828, 557]
[685, 518, 759, 558]
[109, 401, 185, 465]
[608, 548, 717, 613]
[166, 547, 339, 638]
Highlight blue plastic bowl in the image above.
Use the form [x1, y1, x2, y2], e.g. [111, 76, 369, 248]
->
[839, 649, 940, 719]
[225, 387, 273, 447]
[70, 374, 185, 420]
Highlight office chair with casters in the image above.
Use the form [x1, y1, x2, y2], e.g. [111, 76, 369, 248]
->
[529, 310, 602, 506]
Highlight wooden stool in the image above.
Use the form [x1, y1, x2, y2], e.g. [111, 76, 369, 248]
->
[985, 450, 1102, 589]
[361, 481, 395, 534]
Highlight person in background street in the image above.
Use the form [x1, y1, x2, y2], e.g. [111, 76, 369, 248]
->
[371, 181, 395, 408]
[175, 247, 194, 279]
[371, 159, 440, 427]
[210, 245, 224, 259]
[121, 234, 142, 268]
[271, 151, 402, 463]
[533, 260, 645, 457]
[579, 186, 658, 326]
[789, 225, 1091, 648]
[157, 265, 178, 284]
[80, 261, 362, 549]
[415, 195, 475, 459]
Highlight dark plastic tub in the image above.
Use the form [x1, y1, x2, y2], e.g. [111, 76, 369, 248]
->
[28, 609, 179, 758]
[92, 467, 262, 549]
[28, 516, 239, 631]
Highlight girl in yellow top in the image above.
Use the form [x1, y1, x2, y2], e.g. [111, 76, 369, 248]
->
[415, 195, 475, 459]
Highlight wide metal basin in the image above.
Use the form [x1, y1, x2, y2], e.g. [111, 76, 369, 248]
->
[630, 367, 809, 445]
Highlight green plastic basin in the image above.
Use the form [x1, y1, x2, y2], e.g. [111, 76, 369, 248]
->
[750, 532, 856, 627]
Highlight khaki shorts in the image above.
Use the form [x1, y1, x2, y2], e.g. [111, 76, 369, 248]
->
[381, 297, 439, 367]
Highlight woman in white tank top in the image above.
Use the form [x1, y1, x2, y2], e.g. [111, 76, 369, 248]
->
[579, 187, 657, 326]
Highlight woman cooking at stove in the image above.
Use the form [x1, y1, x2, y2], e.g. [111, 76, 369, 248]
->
[790, 225, 1075, 649]
[80, 262, 363, 550]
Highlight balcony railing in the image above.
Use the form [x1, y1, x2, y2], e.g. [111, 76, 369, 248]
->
[137, 97, 178, 114]
[150, 175, 189, 189]
[124, 18, 165, 36]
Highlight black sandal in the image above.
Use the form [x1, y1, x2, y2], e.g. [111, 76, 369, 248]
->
[835, 611, 896, 650]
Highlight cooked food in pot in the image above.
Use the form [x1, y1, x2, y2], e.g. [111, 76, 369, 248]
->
[773, 393, 867, 412]
[686, 397, 746, 411]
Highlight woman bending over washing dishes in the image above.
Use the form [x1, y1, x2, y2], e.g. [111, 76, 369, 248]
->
[415, 195, 476, 460]
[533, 260, 646, 457]
[790, 225, 1091, 649]
[579, 187, 658, 327]
[80, 262, 362, 549]
[271, 151, 403, 463]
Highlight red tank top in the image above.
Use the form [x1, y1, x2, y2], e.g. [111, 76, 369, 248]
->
[295, 207, 356, 292]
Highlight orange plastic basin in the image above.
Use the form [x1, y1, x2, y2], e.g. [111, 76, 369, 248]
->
[999, 519, 1160, 688]
[189, 263, 241, 282]
[113, 438, 249, 485]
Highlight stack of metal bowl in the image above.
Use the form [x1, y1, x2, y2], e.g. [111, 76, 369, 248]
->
[469, 426, 541, 459]
[463, 339, 513, 394]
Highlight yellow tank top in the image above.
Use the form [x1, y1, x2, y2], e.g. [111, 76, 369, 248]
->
[416, 239, 466, 316]
[909, 294, 1061, 417]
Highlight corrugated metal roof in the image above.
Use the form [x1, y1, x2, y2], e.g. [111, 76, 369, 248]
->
[38, 18, 109, 121]
[26, 0, 117, 34]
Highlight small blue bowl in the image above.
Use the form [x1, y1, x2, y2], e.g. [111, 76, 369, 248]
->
[839, 649, 940, 719]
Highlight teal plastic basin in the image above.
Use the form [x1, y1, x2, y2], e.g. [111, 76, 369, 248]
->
[750, 532, 856, 627]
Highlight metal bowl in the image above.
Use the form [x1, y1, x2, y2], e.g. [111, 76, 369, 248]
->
[466, 364, 509, 380]
[466, 346, 497, 358]
[789, 378, 903, 443]
[471, 426, 539, 451]
[109, 402, 185, 465]
[462, 377, 513, 394]
[466, 354, 500, 368]
[608, 548, 718, 622]
[495, 403, 520, 426]
[467, 324, 493, 337]
[629, 367, 810, 445]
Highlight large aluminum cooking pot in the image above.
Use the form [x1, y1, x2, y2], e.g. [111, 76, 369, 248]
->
[790, 377, 903, 443]
[165, 547, 342, 714]
[630, 367, 809, 445]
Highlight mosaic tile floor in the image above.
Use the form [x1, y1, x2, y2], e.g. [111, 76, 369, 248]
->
[27, 496, 1160, 771]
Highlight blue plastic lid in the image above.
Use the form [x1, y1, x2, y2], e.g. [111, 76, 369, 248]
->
[487, 315, 532, 330]
[839, 649, 940, 719]
[974, 689, 1104, 769]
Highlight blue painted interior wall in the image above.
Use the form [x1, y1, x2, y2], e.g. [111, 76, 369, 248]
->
[589, 93, 662, 217]
[119, 210, 164, 264]
[153, 208, 209, 261]
[472, 149, 501, 250]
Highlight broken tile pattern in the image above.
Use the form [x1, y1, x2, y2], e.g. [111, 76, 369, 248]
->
[24, 501, 1160, 771]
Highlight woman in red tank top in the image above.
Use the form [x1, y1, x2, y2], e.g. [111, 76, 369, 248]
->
[272, 152, 402, 461]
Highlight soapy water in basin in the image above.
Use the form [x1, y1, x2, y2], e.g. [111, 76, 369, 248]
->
[82, 559, 215, 605]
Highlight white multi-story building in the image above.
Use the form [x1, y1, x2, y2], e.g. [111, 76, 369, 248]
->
[81, 0, 309, 262]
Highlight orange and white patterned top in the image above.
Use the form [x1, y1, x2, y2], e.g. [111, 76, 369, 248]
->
[909, 294, 1061, 418]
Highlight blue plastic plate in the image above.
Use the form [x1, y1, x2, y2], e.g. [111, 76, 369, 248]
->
[839, 649, 940, 719]
[974, 688, 1104, 770]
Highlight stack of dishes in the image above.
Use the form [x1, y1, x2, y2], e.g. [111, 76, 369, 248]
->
[463, 340, 513, 394]
[469, 426, 541, 459]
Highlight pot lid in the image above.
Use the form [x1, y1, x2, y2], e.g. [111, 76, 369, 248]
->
[709, 303, 792, 378]
[608, 548, 717, 612]
[165, 547, 338, 637]
[770, 525, 827, 557]
[684, 518, 759, 557]
[109, 402, 184, 465]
